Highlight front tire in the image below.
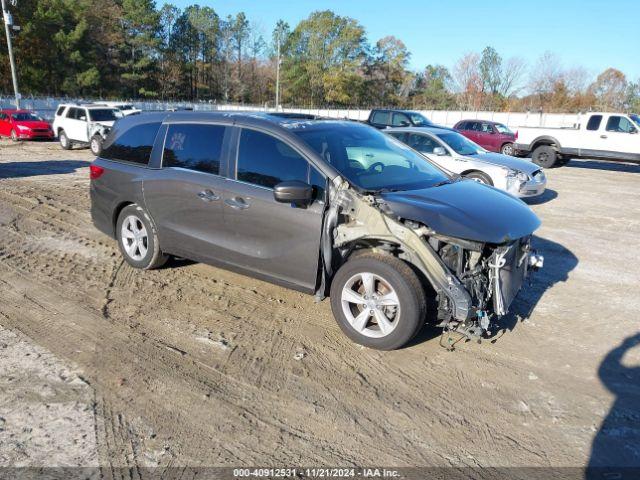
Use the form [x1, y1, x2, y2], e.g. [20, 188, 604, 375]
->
[116, 205, 168, 270]
[501, 142, 514, 156]
[10, 129, 19, 142]
[59, 130, 72, 150]
[90, 135, 103, 156]
[330, 252, 426, 350]
[532, 145, 557, 168]
[464, 170, 493, 185]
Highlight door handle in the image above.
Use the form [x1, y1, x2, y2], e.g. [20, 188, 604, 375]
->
[600, 135, 608, 139]
[224, 197, 250, 210]
[197, 190, 219, 202]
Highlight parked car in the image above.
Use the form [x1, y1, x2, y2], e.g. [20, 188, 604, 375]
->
[514, 112, 640, 167]
[388, 127, 546, 198]
[52, 104, 123, 155]
[97, 102, 142, 116]
[90, 113, 544, 350]
[366, 109, 436, 129]
[454, 119, 517, 156]
[0, 109, 54, 141]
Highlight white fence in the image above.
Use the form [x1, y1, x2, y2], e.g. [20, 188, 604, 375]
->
[0, 94, 584, 128]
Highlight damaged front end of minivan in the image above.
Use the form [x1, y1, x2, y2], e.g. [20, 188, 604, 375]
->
[321, 178, 544, 344]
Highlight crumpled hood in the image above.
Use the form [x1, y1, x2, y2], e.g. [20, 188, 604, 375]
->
[469, 152, 540, 175]
[379, 180, 540, 243]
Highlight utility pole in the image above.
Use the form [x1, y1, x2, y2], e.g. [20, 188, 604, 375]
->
[275, 29, 281, 110]
[1, 0, 20, 108]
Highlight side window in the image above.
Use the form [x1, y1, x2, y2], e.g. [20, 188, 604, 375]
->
[78, 109, 88, 121]
[481, 123, 493, 133]
[471, 122, 482, 131]
[309, 166, 327, 202]
[66, 107, 78, 119]
[388, 132, 408, 143]
[371, 111, 389, 125]
[606, 116, 636, 133]
[56, 106, 66, 116]
[163, 123, 226, 174]
[237, 129, 309, 189]
[0, 113, 6, 121]
[408, 133, 438, 153]
[392, 113, 410, 127]
[102, 122, 161, 165]
[457, 121, 468, 130]
[586, 115, 602, 131]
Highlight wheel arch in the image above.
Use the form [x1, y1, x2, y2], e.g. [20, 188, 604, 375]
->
[460, 169, 494, 186]
[112, 201, 135, 236]
[530, 135, 561, 151]
[334, 239, 435, 296]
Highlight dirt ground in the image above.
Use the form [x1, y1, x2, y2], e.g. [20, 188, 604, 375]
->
[0, 139, 639, 474]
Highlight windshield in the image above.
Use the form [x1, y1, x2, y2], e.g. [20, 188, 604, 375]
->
[410, 113, 433, 127]
[631, 114, 640, 128]
[89, 109, 119, 122]
[294, 123, 450, 192]
[435, 132, 485, 155]
[495, 123, 513, 135]
[12, 112, 42, 122]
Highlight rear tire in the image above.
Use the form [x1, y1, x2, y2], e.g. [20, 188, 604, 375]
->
[532, 145, 557, 168]
[59, 130, 72, 150]
[330, 252, 426, 350]
[501, 142, 514, 156]
[90, 135, 102, 156]
[116, 204, 168, 270]
[464, 170, 494, 185]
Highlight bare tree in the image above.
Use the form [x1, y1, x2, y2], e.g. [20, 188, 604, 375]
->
[500, 57, 527, 97]
[528, 51, 563, 97]
[452, 52, 482, 110]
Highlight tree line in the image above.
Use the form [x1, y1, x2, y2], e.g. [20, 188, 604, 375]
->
[1, 1, 639, 113]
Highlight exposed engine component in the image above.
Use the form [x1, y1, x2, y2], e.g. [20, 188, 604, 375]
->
[320, 178, 542, 349]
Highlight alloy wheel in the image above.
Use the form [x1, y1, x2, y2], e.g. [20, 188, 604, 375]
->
[121, 215, 148, 261]
[341, 272, 400, 338]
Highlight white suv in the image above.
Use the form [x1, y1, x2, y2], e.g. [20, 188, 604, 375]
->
[52, 104, 122, 155]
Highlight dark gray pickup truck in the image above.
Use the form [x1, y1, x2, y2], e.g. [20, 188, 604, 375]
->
[90, 112, 543, 350]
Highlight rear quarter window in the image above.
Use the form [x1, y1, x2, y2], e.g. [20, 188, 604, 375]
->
[163, 123, 226, 175]
[56, 106, 66, 116]
[586, 115, 602, 131]
[102, 122, 161, 165]
[371, 111, 389, 125]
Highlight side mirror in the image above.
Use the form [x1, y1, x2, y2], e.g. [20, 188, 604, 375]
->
[399, 120, 410, 127]
[433, 146, 447, 156]
[273, 180, 313, 204]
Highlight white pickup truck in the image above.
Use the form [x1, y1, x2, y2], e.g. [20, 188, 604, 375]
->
[514, 112, 640, 168]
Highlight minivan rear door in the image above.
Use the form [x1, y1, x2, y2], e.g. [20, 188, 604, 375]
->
[143, 122, 232, 262]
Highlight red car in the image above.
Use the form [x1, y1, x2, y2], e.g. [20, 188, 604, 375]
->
[454, 119, 516, 156]
[0, 109, 54, 141]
